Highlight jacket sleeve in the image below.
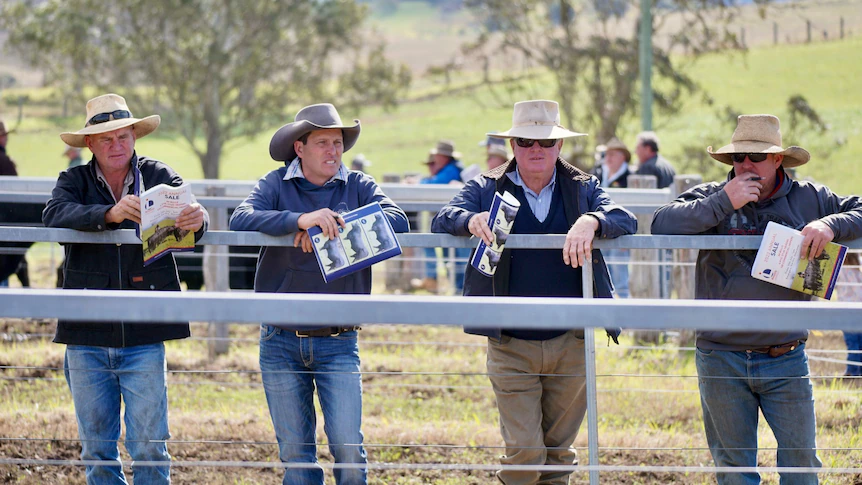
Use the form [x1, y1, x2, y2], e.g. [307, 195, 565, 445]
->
[651, 182, 734, 235]
[583, 178, 637, 238]
[431, 178, 486, 236]
[359, 175, 410, 233]
[42, 170, 113, 231]
[229, 171, 300, 236]
[816, 187, 862, 242]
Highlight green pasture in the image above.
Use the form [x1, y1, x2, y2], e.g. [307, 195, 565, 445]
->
[3, 36, 861, 195]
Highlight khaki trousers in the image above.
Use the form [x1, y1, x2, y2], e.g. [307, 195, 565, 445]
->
[486, 331, 587, 485]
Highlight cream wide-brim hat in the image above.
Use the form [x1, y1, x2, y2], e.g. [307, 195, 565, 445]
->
[489, 100, 586, 140]
[707, 114, 810, 168]
[60, 94, 160, 148]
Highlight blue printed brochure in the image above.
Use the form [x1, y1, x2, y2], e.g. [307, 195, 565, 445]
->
[307, 202, 402, 283]
[470, 191, 520, 277]
[751, 221, 847, 299]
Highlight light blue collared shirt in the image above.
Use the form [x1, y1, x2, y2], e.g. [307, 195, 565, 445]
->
[506, 166, 557, 222]
[283, 157, 349, 185]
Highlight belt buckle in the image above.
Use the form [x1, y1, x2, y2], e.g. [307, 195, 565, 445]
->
[295, 331, 310, 338]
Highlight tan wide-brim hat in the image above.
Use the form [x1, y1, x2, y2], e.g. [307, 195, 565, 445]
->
[428, 140, 461, 159]
[60, 94, 160, 148]
[270, 103, 360, 162]
[489, 100, 586, 140]
[604, 136, 631, 161]
[708, 114, 810, 168]
[487, 143, 510, 159]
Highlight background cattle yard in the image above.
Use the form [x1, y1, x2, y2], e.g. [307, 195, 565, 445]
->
[2, 0, 862, 483]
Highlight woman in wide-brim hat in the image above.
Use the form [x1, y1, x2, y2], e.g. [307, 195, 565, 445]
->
[60, 93, 160, 148]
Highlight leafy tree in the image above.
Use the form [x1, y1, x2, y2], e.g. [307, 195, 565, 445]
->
[459, 0, 755, 151]
[1, 0, 410, 178]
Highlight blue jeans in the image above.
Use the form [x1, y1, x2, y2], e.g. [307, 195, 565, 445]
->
[844, 332, 862, 376]
[259, 325, 367, 485]
[696, 344, 820, 485]
[450, 247, 470, 292]
[64, 343, 171, 485]
[604, 248, 630, 298]
[424, 247, 437, 279]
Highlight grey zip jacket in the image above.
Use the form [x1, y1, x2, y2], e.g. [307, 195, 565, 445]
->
[652, 168, 862, 350]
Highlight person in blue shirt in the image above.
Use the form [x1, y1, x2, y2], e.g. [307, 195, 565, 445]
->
[230, 103, 408, 485]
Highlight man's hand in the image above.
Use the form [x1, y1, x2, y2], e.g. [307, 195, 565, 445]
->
[467, 211, 493, 245]
[105, 195, 141, 225]
[800, 220, 835, 260]
[175, 203, 205, 232]
[563, 215, 599, 268]
[297, 208, 345, 240]
[293, 231, 313, 253]
[723, 172, 764, 209]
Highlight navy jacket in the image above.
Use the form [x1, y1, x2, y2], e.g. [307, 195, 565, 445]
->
[43, 154, 208, 347]
[431, 158, 637, 341]
[229, 165, 409, 329]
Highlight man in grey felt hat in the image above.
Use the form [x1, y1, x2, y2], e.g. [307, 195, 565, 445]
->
[43, 93, 208, 484]
[653, 114, 862, 484]
[433, 100, 636, 485]
[230, 103, 408, 485]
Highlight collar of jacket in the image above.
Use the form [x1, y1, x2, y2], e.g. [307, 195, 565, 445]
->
[482, 157, 591, 183]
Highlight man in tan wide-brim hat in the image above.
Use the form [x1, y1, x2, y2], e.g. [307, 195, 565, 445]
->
[653, 114, 862, 483]
[432, 99, 637, 485]
[43, 93, 208, 484]
[230, 103, 409, 484]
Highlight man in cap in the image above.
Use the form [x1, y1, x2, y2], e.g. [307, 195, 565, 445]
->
[634, 131, 676, 189]
[230, 103, 408, 485]
[480, 134, 510, 170]
[65, 144, 84, 168]
[350, 153, 372, 173]
[42, 93, 208, 484]
[652, 114, 862, 484]
[590, 137, 633, 298]
[432, 100, 636, 485]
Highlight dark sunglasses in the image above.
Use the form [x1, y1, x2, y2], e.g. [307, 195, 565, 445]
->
[86, 110, 132, 127]
[515, 138, 557, 148]
[730, 153, 769, 164]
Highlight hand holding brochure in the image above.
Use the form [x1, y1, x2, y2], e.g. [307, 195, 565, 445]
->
[139, 183, 195, 266]
[307, 202, 402, 283]
[751, 221, 847, 299]
[471, 191, 520, 277]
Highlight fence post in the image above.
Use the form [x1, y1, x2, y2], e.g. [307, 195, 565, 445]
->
[807, 20, 812, 43]
[774, 22, 778, 45]
[740, 27, 746, 47]
[204, 186, 230, 358]
[627, 174, 661, 344]
[581, 260, 600, 485]
[671, 175, 702, 347]
[840, 17, 845, 40]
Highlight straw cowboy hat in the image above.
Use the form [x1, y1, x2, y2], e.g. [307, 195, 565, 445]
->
[60, 94, 160, 148]
[708, 114, 810, 168]
[489, 100, 586, 140]
[0, 120, 12, 137]
[428, 140, 461, 160]
[270, 103, 360, 162]
[604, 137, 631, 161]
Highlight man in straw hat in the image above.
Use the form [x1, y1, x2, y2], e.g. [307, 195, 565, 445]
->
[230, 103, 408, 485]
[42, 93, 208, 484]
[433, 100, 636, 484]
[590, 137, 633, 298]
[653, 114, 862, 484]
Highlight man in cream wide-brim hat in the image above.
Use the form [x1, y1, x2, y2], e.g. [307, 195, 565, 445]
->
[44, 93, 208, 484]
[432, 99, 637, 485]
[230, 103, 409, 485]
[653, 114, 862, 483]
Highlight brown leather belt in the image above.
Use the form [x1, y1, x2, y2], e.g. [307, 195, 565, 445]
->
[746, 340, 801, 358]
[295, 326, 360, 338]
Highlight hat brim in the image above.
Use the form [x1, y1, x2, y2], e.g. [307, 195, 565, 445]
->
[707, 141, 810, 168]
[60, 115, 161, 148]
[429, 149, 462, 159]
[270, 119, 361, 162]
[488, 125, 586, 140]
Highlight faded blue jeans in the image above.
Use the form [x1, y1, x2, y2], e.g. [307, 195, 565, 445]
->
[259, 325, 367, 485]
[843, 332, 862, 376]
[604, 248, 630, 298]
[64, 343, 171, 485]
[696, 343, 820, 485]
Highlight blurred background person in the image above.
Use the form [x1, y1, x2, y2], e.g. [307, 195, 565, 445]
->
[838, 252, 862, 378]
[350, 153, 371, 173]
[64, 144, 84, 168]
[590, 137, 632, 297]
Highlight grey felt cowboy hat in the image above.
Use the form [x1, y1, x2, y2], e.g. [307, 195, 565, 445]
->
[60, 94, 160, 148]
[427, 140, 461, 160]
[269, 103, 361, 162]
[488, 100, 586, 140]
[708, 114, 810, 168]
